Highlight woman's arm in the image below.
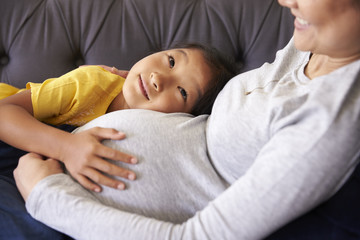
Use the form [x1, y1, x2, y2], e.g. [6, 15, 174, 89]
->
[16, 133, 360, 240]
[0, 90, 136, 192]
[15, 98, 360, 239]
[14, 64, 360, 239]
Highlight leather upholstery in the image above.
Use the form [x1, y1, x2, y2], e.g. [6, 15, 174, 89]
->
[0, 0, 293, 88]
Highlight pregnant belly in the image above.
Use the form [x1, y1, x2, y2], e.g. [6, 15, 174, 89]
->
[73, 109, 229, 223]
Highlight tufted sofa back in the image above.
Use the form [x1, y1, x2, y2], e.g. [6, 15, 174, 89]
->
[0, 0, 293, 88]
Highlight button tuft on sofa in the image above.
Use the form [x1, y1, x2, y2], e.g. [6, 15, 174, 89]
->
[74, 57, 85, 68]
[0, 55, 9, 66]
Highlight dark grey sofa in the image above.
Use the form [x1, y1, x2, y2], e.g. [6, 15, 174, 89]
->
[0, 0, 293, 88]
[1, 0, 359, 239]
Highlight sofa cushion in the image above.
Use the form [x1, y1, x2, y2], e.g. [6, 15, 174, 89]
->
[0, 0, 293, 88]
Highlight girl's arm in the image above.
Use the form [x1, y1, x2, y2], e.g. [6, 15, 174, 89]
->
[0, 91, 136, 192]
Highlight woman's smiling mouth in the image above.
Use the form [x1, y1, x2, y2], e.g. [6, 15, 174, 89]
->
[138, 76, 150, 100]
[295, 17, 310, 30]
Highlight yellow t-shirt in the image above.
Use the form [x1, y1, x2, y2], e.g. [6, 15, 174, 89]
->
[0, 83, 26, 99]
[26, 66, 125, 126]
[22, 66, 124, 126]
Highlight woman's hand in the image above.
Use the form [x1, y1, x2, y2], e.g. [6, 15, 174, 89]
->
[97, 65, 129, 78]
[60, 127, 137, 192]
[14, 153, 63, 201]
[80, 65, 129, 78]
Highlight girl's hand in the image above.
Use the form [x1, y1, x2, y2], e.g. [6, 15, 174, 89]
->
[14, 153, 63, 201]
[60, 127, 137, 192]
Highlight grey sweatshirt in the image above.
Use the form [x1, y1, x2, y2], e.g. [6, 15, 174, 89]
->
[26, 39, 360, 239]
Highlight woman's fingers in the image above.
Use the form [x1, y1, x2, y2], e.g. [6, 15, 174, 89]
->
[79, 65, 129, 78]
[14, 153, 64, 200]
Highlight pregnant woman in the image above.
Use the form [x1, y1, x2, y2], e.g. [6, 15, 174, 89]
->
[14, 0, 360, 239]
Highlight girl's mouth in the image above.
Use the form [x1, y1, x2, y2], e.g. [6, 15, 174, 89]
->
[138, 76, 150, 100]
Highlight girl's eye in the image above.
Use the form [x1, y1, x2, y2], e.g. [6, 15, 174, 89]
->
[178, 87, 187, 101]
[169, 56, 175, 68]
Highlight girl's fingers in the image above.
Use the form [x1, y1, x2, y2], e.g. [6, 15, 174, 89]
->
[96, 145, 138, 164]
[90, 157, 136, 181]
[78, 167, 127, 192]
[90, 127, 126, 141]
[86, 127, 138, 163]
[76, 173, 102, 192]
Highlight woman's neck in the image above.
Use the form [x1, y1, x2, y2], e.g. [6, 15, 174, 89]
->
[305, 53, 360, 79]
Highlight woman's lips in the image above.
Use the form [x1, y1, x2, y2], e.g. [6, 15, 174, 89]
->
[294, 17, 310, 30]
[138, 75, 150, 100]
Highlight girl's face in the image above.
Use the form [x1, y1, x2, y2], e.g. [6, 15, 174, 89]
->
[122, 48, 212, 113]
[278, 0, 360, 59]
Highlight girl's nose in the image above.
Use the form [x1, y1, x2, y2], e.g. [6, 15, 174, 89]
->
[151, 72, 163, 92]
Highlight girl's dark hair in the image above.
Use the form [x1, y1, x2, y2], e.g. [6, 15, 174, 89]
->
[171, 43, 239, 116]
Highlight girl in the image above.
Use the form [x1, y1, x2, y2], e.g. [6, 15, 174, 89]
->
[0, 43, 237, 191]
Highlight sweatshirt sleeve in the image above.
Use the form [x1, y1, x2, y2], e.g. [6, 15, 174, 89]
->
[26, 107, 360, 240]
